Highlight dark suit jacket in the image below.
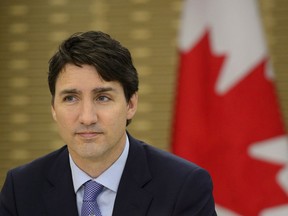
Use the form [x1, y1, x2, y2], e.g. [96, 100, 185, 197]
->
[0, 135, 217, 216]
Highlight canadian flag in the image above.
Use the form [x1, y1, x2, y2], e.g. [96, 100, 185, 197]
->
[171, 0, 288, 215]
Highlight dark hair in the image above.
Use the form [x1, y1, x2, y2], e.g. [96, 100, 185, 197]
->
[48, 31, 139, 125]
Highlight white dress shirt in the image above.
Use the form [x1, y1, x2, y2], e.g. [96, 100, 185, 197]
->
[69, 135, 129, 216]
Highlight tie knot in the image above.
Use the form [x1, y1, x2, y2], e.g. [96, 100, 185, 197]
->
[83, 180, 103, 202]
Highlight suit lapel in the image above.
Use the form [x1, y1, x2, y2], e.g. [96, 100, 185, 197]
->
[112, 135, 153, 216]
[42, 147, 78, 216]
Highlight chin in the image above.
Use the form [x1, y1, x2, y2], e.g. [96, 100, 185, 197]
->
[80, 144, 104, 157]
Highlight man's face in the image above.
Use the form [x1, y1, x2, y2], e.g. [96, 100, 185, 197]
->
[51, 63, 137, 165]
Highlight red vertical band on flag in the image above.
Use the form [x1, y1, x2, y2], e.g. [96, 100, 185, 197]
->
[172, 1, 288, 215]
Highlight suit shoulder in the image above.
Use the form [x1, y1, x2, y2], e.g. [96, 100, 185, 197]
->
[127, 136, 213, 195]
[9, 145, 68, 177]
[130, 137, 209, 177]
[146, 143, 204, 170]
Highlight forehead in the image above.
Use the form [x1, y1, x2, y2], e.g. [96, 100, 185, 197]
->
[55, 64, 123, 92]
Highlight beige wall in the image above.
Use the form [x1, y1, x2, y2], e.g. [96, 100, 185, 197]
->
[0, 0, 287, 187]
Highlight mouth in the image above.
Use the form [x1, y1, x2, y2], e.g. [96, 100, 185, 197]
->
[76, 131, 103, 139]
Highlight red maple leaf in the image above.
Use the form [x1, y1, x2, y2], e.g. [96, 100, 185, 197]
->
[172, 31, 288, 215]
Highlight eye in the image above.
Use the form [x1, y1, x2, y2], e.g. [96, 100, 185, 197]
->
[63, 95, 77, 102]
[97, 95, 110, 102]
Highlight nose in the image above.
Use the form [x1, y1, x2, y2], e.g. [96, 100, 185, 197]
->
[79, 100, 97, 126]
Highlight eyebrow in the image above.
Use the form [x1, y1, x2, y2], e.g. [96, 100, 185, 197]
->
[92, 87, 115, 94]
[59, 87, 115, 96]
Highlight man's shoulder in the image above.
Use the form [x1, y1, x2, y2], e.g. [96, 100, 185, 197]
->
[9, 145, 68, 177]
[129, 135, 209, 176]
[127, 135, 213, 198]
[144, 142, 203, 171]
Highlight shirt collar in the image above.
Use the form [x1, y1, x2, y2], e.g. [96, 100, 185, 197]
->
[69, 134, 130, 193]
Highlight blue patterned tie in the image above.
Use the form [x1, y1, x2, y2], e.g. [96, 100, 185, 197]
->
[81, 180, 103, 216]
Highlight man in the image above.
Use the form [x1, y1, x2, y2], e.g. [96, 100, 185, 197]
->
[0, 31, 217, 216]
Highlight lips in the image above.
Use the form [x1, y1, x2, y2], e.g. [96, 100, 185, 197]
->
[76, 131, 102, 139]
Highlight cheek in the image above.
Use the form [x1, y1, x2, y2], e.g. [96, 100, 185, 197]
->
[102, 107, 128, 127]
[54, 109, 77, 129]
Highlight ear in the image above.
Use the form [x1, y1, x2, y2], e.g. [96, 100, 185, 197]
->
[127, 93, 138, 120]
[51, 105, 57, 122]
